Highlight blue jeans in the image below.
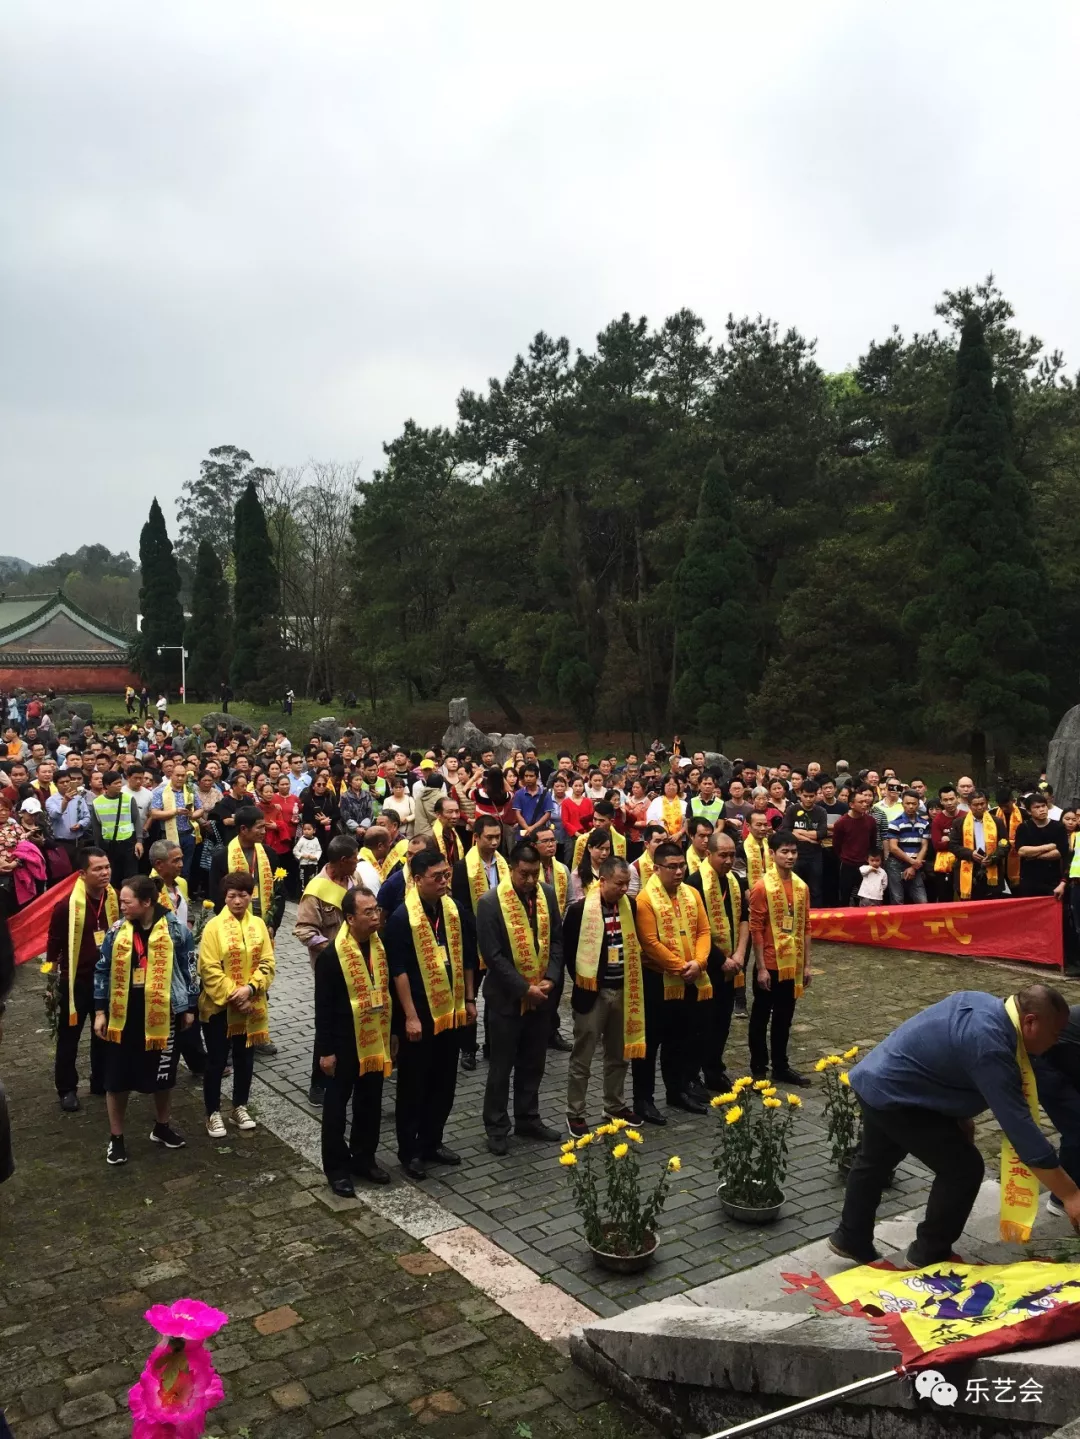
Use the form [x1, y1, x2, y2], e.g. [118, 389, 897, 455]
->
[885, 857, 927, 905]
[179, 830, 196, 881]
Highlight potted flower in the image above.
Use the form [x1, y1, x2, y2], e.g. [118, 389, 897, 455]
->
[558, 1118, 681, 1273]
[711, 1077, 801, 1222]
[817, 1048, 861, 1174]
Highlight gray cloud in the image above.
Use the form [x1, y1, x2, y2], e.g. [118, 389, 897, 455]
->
[2, 0, 1077, 561]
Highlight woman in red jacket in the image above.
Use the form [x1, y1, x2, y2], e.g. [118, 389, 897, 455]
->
[560, 774, 594, 841]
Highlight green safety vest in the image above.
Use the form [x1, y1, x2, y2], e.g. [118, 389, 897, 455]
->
[689, 795, 724, 824]
[93, 792, 134, 843]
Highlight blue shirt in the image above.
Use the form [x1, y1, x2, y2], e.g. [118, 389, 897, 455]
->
[886, 809, 930, 858]
[289, 772, 312, 797]
[850, 991, 1058, 1170]
[46, 792, 91, 841]
[150, 783, 195, 835]
[512, 785, 554, 833]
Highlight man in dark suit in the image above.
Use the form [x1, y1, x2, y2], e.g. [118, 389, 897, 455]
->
[477, 842, 564, 1155]
[451, 815, 507, 1071]
[375, 834, 435, 917]
[563, 855, 641, 1137]
[687, 830, 750, 1090]
[949, 790, 1009, 900]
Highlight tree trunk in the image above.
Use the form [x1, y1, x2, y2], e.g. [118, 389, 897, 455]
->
[992, 747, 1011, 794]
[467, 651, 523, 728]
[971, 730, 988, 787]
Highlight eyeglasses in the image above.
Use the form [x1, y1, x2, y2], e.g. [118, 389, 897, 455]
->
[659, 861, 687, 872]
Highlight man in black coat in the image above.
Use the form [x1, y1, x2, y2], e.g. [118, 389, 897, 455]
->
[686, 830, 750, 1090]
[207, 805, 286, 933]
[563, 855, 640, 1136]
[476, 842, 564, 1155]
[451, 814, 506, 1070]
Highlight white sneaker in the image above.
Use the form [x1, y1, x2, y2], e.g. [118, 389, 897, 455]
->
[1047, 1194, 1066, 1217]
[206, 1111, 227, 1139]
[232, 1105, 257, 1131]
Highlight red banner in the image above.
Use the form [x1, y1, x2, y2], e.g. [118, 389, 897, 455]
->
[10, 871, 79, 965]
[809, 896, 1062, 969]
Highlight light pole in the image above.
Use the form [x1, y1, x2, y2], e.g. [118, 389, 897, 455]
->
[156, 646, 188, 705]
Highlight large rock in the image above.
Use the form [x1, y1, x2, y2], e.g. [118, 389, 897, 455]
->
[201, 711, 253, 736]
[46, 697, 93, 731]
[1047, 705, 1080, 809]
[489, 731, 536, 766]
[441, 697, 496, 758]
[702, 751, 733, 785]
[309, 716, 343, 744]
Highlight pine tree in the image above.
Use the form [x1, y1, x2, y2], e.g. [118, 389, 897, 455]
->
[185, 539, 232, 701]
[673, 457, 756, 747]
[907, 313, 1049, 781]
[131, 499, 184, 692]
[230, 480, 284, 699]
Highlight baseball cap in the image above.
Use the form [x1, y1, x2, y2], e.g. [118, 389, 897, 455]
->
[420, 759, 436, 771]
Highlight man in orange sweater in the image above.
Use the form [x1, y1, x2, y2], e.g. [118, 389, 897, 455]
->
[631, 840, 713, 1124]
[749, 831, 813, 1086]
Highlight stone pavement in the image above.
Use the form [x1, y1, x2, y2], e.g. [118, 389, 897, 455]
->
[253, 913, 1080, 1315]
[0, 962, 655, 1439]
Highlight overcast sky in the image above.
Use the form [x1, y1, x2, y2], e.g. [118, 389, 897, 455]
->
[3, 1, 1078, 563]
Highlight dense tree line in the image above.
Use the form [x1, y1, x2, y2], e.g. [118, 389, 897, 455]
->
[349, 278, 1080, 772]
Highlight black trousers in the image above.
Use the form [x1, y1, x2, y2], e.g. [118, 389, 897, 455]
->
[54, 975, 105, 1095]
[103, 839, 138, 888]
[748, 972, 797, 1074]
[202, 1012, 254, 1113]
[322, 1059, 383, 1179]
[483, 1001, 551, 1138]
[702, 977, 737, 1089]
[794, 851, 823, 907]
[836, 1101, 985, 1262]
[837, 862, 863, 908]
[395, 1026, 460, 1162]
[631, 970, 707, 1104]
[177, 1018, 206, 1075]
[460, 969, 489, 1056]
[821, 847, 840, 907]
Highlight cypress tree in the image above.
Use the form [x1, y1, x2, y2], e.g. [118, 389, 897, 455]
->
[674, 457, 756, 747]
[185, 539, 232, 701]
[907, 314, 1048, 781]
[131, 498, 184, 692]
[230, 480, 284, 699]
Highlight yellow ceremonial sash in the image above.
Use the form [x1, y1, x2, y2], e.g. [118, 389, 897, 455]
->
[996, 806, 1022, 886]
[643, 873, 713, 1002]
[496, 876, 551, 1013]
[153, 871, 188, 915]
[572, 827, 626, 870]
[203, 909, 271, 1044]
[763, 869, 808, 998]
[637, 850, 655, 888]
[303, 873, 348, 909]
[574, 889, 645, 1060]
[359, 846, 379, 870]
[686, 847, 705, 875]
[382, 838, 408, 880]
[106, 916, 175, 1049]
[66, 878, 118, 1026]
[161, 781, 193, 845]
[544, 859, 569, 913]
[661, 797, 684, 836]
[404, 888, 465, 1033]
[335, 925, 392, 1077]
[959, 811, 1001, 899]
[744, 835, 774, 886]
[228, 836, 274, 916]
[700, 863, 745, 991]
[1000, 995, 1041, 1243]
[432, 820, 458, 862]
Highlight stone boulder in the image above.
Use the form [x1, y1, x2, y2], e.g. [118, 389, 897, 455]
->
[309, 716, 343, 744]
[46, 697, 93, 732]
[489, 732, 536, 766]
[702, 751, 733, 785]
[441, 697, 496, 758]
[201, 711, 253, 736]
[1047, 705, 1080, 810]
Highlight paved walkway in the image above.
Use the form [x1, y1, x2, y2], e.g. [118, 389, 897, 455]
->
[0, 963, 653, 1439]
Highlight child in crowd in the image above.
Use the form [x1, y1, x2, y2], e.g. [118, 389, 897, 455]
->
[857, 850, 888, 906]
[293, 821, 322, 889]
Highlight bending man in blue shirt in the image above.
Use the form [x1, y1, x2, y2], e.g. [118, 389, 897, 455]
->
[830, 986, 1080, 1267]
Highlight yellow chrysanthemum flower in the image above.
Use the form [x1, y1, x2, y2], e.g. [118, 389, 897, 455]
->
[843, 1045, 859, 1060]
[667, 1155, 681, 1172]
[711, 1091, 738, 1106]
[825, 1055, 843, 1066]
[595, 1123, 616, 1136]
[732, 1076, 754, 1091]
[576, 1132, 595, 1149]
[762, 1096, 782, 1109]
[752, 1080, 770, 1091]
[610, 1117, 629, 1131]
[725, 1106, 743, 1125]
[761, 1086, 778, 1097]
[787, 1094, 802, 1107]
[560, 1139, 576, 1153]
[40, 961, 54, 974]
[625, 1130, 643, 1144]
[203, 900, 215, 909]
[814, 1058, 829, 1072]
[274, 867, 287, 880]
[612, 1143, 629, 1159]
[839, 1071, 851, 1087]
[559, 1152, 578, 1167]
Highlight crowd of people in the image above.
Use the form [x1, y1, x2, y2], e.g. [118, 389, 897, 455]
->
[2, 690, 1078, 1200]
